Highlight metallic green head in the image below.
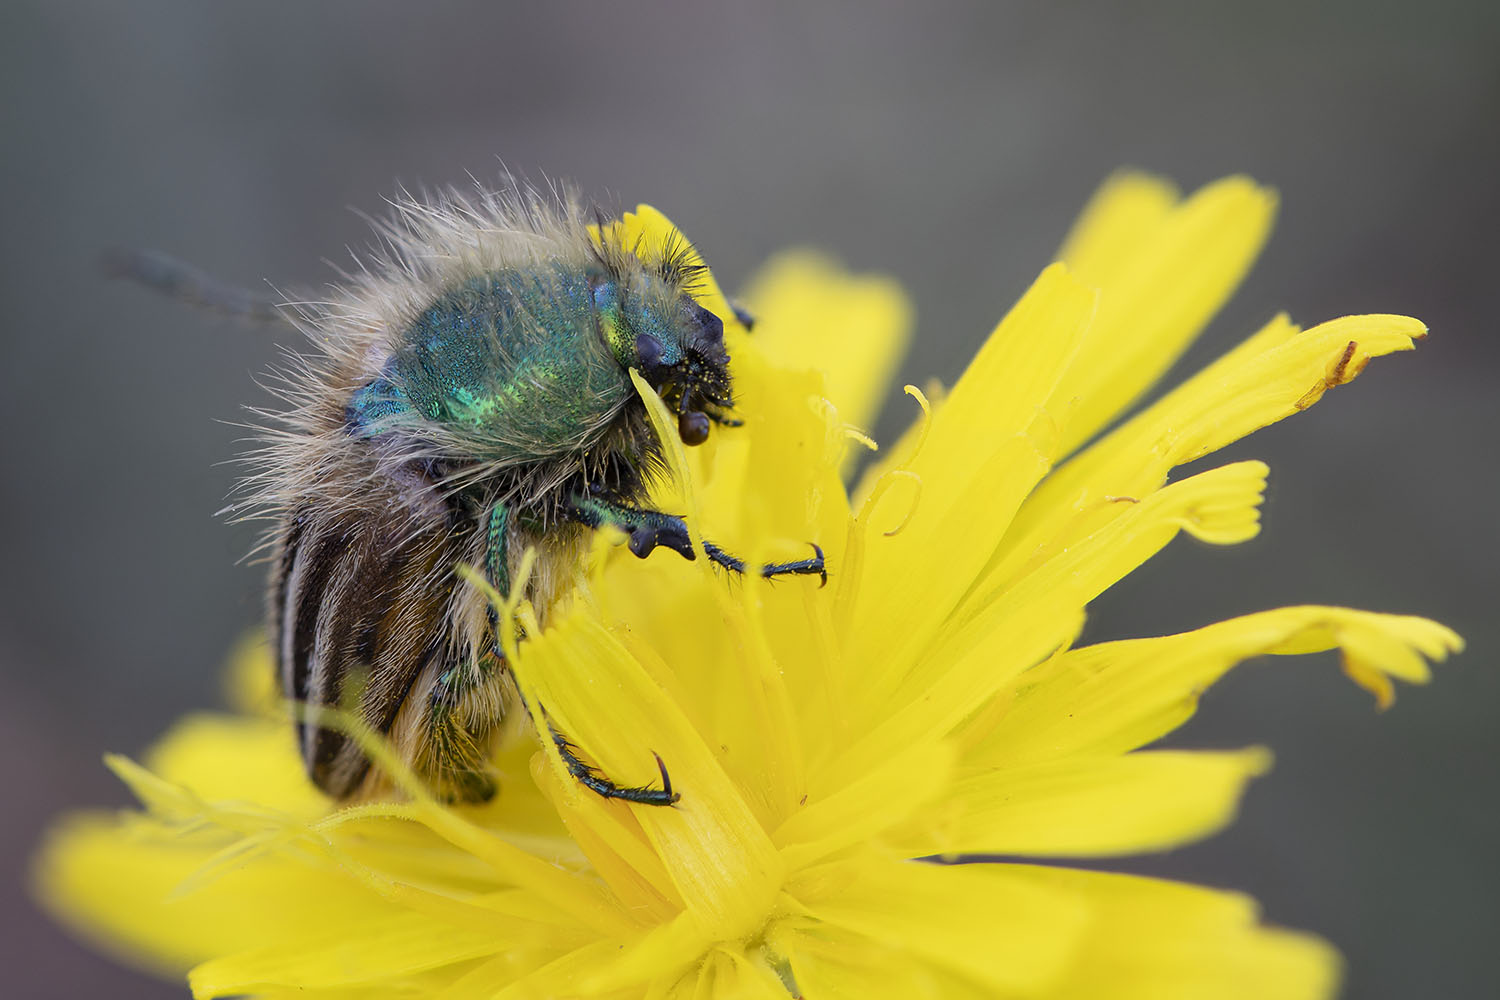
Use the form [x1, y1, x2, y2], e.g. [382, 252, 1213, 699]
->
[594, 269, 733, 446]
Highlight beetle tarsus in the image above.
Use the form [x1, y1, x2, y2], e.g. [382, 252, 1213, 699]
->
[548, 723, 680, 806]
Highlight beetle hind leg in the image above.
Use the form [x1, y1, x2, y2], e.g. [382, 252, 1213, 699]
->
[547, 720, 679, 806]
[422, 663, 502, 804]
[462, 500, 678, 806]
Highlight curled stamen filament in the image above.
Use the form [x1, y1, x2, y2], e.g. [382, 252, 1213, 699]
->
[855, 470, 923, 538]
[843, 425, 878, 453]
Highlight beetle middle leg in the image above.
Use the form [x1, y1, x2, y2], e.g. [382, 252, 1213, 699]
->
[424, 662, 502, 803]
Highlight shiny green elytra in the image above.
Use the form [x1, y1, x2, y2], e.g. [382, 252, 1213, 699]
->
[254, 187, 824, 805]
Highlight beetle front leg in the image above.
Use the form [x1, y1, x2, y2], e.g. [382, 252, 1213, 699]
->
[567, 492, 827, 585]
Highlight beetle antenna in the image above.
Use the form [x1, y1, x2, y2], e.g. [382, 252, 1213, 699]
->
[101, 246, 289, 326]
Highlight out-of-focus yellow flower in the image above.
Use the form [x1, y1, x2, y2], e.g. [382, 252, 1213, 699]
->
[37, 177, 1460, 999]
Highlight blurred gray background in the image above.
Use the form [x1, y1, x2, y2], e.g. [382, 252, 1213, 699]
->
[2, 2, 1495, 997]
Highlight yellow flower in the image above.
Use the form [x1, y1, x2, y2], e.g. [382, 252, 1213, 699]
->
[37, 175, 1460, 999]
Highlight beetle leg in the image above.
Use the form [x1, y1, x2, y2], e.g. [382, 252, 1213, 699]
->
[547, 720, 678, 806]
[419, 501, 513, 802]
[567, 493, 826, 584]
[481, 501, 511, 657]
[471, 500, 677, 805]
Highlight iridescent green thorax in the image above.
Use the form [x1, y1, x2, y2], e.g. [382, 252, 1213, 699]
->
[350, 265, 635, 464]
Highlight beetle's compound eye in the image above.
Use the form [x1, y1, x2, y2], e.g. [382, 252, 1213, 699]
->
[635, 333, 665, 375]
[678, 410, 710, 446]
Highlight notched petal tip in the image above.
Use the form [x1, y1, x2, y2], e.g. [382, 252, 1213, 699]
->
[1176, 460, 1268, 545]
[1256, 608, 1459, 710]
[1290, 315, 1429, 411]
[1343, 656, 1398, 710]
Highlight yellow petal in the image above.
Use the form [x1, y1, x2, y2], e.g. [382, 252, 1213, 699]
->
[530, 754, 684, 922]
[903, 749, 1270, 859]
[773, 738, 957, 871]
[898, 261, 1093, 480]
[222, 632, 280, 716]
[980, 313, 1425, 593]
[959, 458, 1269, 629]
[771, 923, 993, 1000]
[188, 911, 508, 998]
[511, 607, 785, 944]
[742, 250, 913, 434]
[789, 857, 1091, 992]
[491, 937, 673, 1000]
[969, 606, 1463, 767]
[829, 460, 1267, 785]
[569, 911, 711, 996]
[817, 604, 1082, 798]
[33, 812, 399, 981]
[840, 262, 1094, 698]
[434, 911, 706, 999]
[689, 948, 791, 1000]
[42, 738, 618, 989]
[688, 342, 852, 565]
[841, 432, 1054, 712]
[1001, 865, 1340, 1000]
[627, 367, 814, 815]
[1054, 175, 1277, 454]
[142, 712, 325, 816]
[856, 260, 1093, 492]
[1056, 171, 1180, 279]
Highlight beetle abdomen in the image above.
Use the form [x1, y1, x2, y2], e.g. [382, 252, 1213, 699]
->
[273, 501, 468, 800]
